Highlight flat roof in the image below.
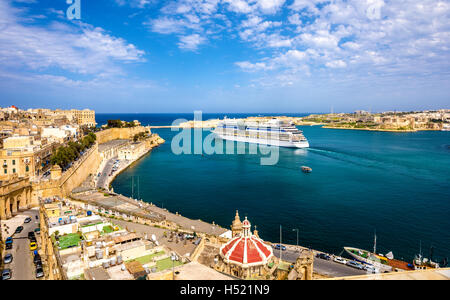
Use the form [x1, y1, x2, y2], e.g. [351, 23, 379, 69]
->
[174, 262, 234, 280]
[85, 267, 111, 280]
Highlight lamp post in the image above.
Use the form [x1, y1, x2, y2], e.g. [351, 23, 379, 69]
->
[280, 225, 282, 262]
[171, 252, 177, 280]
[292, 228, 299, 247]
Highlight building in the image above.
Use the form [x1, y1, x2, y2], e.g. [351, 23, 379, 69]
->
[118, 142, 146, 160]
[218, 213, 274, 279]
[0, 138, 56, 181]
[67, 109, 96, 127]
[0, 175, 33, 220]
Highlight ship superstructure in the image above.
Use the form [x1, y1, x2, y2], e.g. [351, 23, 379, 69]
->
[212, 119, 309, 148]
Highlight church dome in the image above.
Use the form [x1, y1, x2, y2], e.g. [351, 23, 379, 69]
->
[220, 217, 273, 268]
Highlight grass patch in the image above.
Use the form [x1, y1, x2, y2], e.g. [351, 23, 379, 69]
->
[156, 257, 183, 272]
[58, 233, 82, 250]
[127, 251, 165, 265]
[81, 222, 103, 228]
[102, 225, 114, 234]
[277, 261, 292, 271]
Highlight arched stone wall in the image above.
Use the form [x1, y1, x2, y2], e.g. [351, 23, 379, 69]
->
[0, 178, 33, 220]
[5, 197, 11, 219]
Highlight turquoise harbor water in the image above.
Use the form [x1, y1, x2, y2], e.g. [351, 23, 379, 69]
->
[99, 114, 450, 263]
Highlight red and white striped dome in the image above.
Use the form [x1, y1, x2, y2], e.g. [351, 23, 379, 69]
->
[220, 217, 273, 268]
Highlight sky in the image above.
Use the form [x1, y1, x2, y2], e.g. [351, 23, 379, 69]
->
[0, 0, 449, 113]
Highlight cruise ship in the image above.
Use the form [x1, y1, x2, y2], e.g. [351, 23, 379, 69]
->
[212, 119, 309, 148]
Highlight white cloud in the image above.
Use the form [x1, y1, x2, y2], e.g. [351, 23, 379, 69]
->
[0, 1, 144, 75]
[255, 0, 286, 14]
[325, 60, 347, 68]
[223, 0, 253, 13]
[178, 34, 207, 50]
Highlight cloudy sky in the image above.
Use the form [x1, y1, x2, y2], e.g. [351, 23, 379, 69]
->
[0, 0, 449, 113]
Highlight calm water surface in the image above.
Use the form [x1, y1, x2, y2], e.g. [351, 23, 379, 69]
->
[98, 114, 450, 262]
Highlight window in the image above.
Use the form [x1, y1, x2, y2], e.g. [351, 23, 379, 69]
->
[26, 166, 29, 172]
[12, 168, 16, 173]
[4, 169, 7, 174]
[12, 160, 15, 165]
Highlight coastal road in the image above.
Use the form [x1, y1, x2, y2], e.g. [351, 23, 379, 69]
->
[97, 158, 116, 189]
[97, 158, 129, 190]
[2, 209, 40, 280]
[271, 245, 367, 278]
[105, 218, 197, 257]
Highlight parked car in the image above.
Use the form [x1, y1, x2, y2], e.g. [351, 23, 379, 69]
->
[333, 257, 347, 265]
[15, 226, 24, 234]
[35, 261, 43, 269]
[274, 244, 287, 251]
[24, 217, 32, 224]
[364, 265, 379, 274]
[30, 236, 37, 243]
[35, 267, 44, 279]
[3, 254, 13, 264]
[346, 260, 365, 270]
[5, 237, 13, 247]
[33, 253, 42, 265]
[316, 253, 331, 260]
[29, 242, 37, 251]
[1, 269, 11, 280]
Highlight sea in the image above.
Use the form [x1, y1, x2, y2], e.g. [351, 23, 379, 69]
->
[97, 113, 450, 263]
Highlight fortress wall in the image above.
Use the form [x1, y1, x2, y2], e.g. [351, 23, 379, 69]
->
[95, 126, 150, 144]
[59, 143, 101, 196]
[31, 129, 159, 202]
[33, 143, 101, 200]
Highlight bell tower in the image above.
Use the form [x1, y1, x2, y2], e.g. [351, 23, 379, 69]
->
[231, 210, 242, 237]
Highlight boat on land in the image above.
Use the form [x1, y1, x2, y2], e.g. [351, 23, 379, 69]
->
[344, 247, 413, 272]
[212, 118, 309, 148]
[344, 233, 414, 272]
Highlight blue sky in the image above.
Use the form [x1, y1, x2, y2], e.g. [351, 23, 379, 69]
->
[0, 0, 449, 113]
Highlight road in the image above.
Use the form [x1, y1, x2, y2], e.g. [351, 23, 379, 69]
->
[271, 244, 367, 278]
[105, 218, 197, 257]
[2, 209, 40, 280]
[97, 158, 129, 190]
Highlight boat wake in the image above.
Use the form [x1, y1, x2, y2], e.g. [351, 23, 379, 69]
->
[308, 147, 449, 185]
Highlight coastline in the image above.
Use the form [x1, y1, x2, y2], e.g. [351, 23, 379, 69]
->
[321, 126, 418, 132]
[104, 137, 165, 192]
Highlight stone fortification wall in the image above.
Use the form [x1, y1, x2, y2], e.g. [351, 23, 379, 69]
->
[95, 126, 150, 144]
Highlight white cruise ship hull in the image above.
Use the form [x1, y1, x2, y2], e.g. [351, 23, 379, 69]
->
[214, 133, 310, 148]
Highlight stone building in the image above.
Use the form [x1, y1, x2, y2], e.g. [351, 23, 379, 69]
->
[118, 142, 146, 160]
[0, 175, 33, 220]
[65, 109, 96, 127]
[287, 249, 314, 280]
[0, 138, 56, 181]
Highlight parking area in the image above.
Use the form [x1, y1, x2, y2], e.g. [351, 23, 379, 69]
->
[1, 208, 41, 280]
[271, 244, 367, 278]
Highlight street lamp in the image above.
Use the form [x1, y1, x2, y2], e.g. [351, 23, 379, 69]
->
[171, 252, 177, 280]
[292, 228, 299, 247]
